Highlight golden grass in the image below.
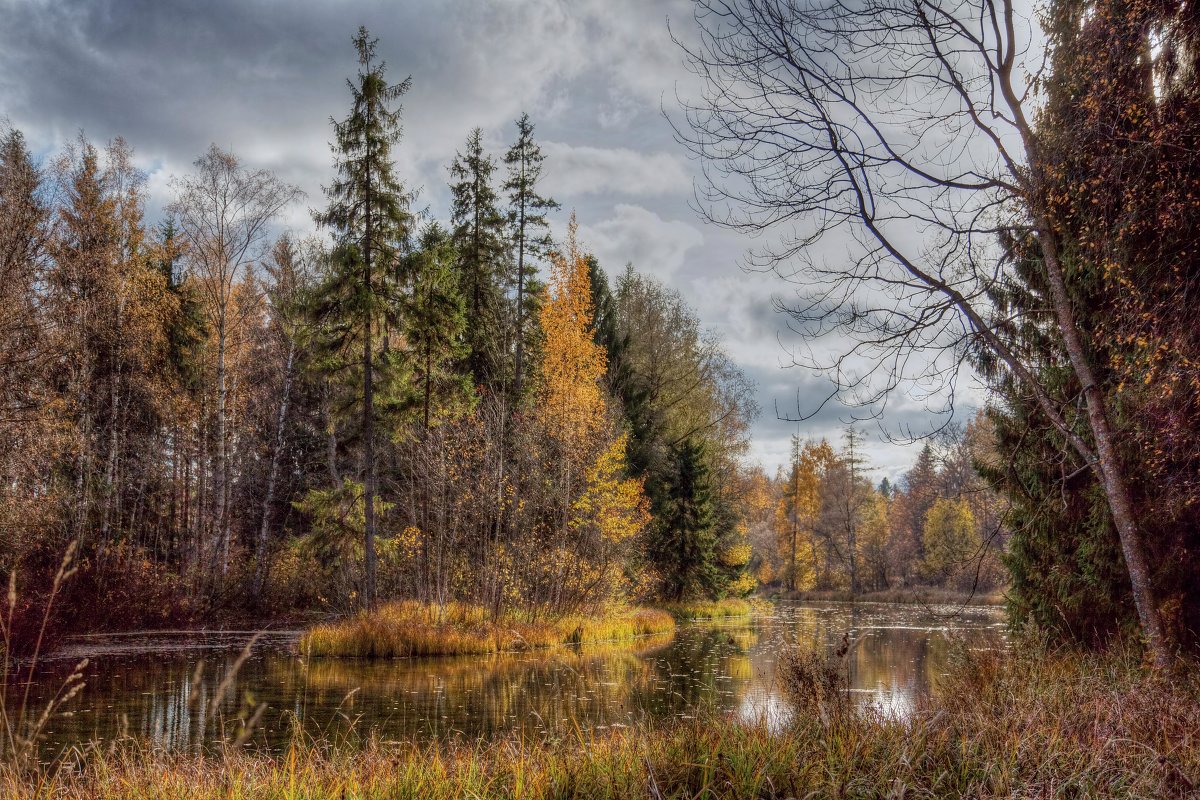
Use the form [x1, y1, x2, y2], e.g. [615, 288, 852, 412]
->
[663, 597, 757, 620]
[13, 642, 1200, 799]
[298, 601, 676, 658]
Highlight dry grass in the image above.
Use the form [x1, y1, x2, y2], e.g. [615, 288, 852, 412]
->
[298, 601, 675, 658]
[663, 597, 757, 620]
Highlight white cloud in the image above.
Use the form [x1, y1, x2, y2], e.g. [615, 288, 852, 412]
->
[575, 204, 703, 279]
[541, 142, 691, 198]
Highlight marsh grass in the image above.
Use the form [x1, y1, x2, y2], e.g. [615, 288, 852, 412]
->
[663, 597, 756, 620]
[0, 543, 90, 773]
[298, 602, 676, 658]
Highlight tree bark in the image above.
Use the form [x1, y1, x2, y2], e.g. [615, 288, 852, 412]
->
[1033, 217, 1171, 666]
[252, 339, 295, 607]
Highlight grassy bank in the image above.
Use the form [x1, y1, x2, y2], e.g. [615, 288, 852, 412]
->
[663, 597, 757, 620]
[298, 601, 675, 658]
[780, 587, 1006, 606]
[12, 643, 1198, 798]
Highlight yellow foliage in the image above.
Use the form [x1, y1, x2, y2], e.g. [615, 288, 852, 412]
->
[720, 542, 753, 568]
[573, 433, 651, 543]
[537, 215, 607, 448]
[727, 571, 758, 597]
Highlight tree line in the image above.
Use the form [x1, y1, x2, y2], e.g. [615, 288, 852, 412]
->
[0, 27, 758, 635]
[745, 419, 1005, 598]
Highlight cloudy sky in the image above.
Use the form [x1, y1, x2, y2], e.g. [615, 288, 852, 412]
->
[0, 0, 983, 481]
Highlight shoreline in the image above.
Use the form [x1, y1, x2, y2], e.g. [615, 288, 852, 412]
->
[7, 643, 1192, 799]
[773, 588, 1006, 607]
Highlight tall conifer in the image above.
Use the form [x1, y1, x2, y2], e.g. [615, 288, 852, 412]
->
[311, 26, 413, 609]
[503, 113, 558, 396]
[449, 128, 508, 390]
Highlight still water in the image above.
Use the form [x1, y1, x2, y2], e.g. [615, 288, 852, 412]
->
[33, 602, 1004, 754]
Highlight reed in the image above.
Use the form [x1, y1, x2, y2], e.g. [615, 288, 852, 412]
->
[299, 602, 676, 658]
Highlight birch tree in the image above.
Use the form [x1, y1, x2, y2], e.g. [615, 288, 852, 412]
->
[170, 145, 300, 580]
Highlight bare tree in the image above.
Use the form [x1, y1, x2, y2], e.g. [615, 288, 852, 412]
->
[672, 0, 1171, 663]
[170, 145, 301, 580]
[251, 234, 319, 606]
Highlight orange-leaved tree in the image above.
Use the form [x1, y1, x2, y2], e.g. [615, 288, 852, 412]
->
[537, 215, 606, 448]
[535, 215, 648, 610]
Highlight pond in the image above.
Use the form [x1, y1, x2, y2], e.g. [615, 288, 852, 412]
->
[29, 601, 1004, 756]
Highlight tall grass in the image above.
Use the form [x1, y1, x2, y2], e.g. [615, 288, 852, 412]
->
[663, 597, 756, 620]
[12, 641, 1199, 798]
[299, 601, 676, 658]
[1, 543, 91, 773]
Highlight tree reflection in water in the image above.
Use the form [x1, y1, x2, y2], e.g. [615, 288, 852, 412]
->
[30, 603, 1003, 753]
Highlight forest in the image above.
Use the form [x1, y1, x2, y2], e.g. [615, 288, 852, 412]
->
[0, 28, 1010, 645]
[2, 0, 1200, 795]
[0, 31, 770, 639]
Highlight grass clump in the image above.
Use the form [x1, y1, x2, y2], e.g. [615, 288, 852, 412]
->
[555, 606, 675, 644]
[299, 601, 675, 658]
[663, 597, 756, 620]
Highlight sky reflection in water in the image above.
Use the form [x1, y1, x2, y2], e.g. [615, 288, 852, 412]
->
[32, 602, 1004, 754]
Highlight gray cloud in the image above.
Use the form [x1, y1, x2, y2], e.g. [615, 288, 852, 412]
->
[0, 0, 967, 476]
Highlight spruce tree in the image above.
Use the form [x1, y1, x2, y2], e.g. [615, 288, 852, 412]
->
[654, 437, 721, 601]
[407, 223, 473, 428]
[503, 113, 559, 396]
[311, 27, 413, 608]
[449, 128, 508, 390]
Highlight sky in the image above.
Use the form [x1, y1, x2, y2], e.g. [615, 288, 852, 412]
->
[0, 0, 988, 482]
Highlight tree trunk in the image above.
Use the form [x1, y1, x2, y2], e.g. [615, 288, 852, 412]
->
[362, 124, 377, 611]
[252, 339, 295, 607]
[1035, 220, 1171, 665]
[514, 171, 527, 396]
[214, 320, 228, 581]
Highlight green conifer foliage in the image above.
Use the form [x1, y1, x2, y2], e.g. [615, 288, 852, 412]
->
[406, 223, 474, 428]
[654, 438, 721, 601]
[309, 26, 414, 609]
[449, 128, 509, 390]
[503, 113, 559, 397]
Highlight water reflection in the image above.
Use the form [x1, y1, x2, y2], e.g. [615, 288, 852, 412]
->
[30, 602, 1004, 754]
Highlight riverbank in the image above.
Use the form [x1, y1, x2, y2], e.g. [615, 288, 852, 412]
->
[11, 643, 1196, 798]
[777, 587, 1006, 606]
[299, 601, 676, 657]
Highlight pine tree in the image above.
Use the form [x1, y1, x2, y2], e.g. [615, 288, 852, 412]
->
[0, 125, 50, 562]
[449, 128, 508, 390]
[310, 26, 414, 609]
[975, 0, 1200, 649]
[503, 113, 559, 396]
